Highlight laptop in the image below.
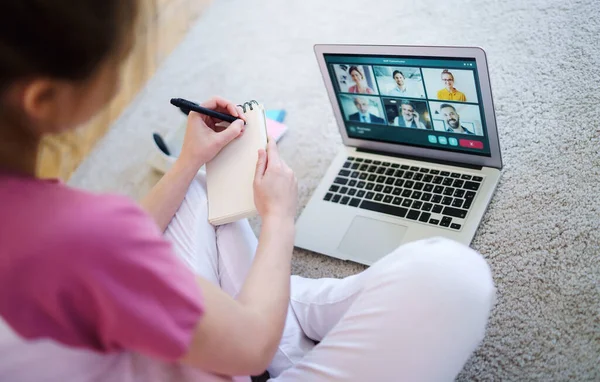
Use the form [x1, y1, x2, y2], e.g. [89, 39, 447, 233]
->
[295, 45, 502, 265]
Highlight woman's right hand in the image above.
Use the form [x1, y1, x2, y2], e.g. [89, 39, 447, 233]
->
[253, 138, 297, 221]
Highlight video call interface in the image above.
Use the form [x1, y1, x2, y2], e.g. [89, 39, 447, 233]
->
[324, 54, 492, 156]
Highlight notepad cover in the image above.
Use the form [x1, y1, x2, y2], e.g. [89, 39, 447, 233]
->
[206, 103, 267, 225]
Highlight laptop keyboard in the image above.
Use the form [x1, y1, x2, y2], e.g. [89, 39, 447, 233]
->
[323, 157, 484, 231]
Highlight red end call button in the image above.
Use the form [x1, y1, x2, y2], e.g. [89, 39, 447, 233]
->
[459, 139, 484, 149]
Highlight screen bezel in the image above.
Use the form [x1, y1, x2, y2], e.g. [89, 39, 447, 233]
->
[314, 44, 502, 169]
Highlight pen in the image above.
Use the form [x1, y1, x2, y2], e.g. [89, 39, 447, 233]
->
[170, 98, 240, 123]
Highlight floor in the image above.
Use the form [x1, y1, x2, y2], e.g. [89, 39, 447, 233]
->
[70, 0, 600, 379]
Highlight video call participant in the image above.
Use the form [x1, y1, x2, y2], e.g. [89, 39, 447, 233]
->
[347, 65, 375, 94]
[348, 96, 385, 124]
[392, 100, 427, 129]
[440, 103, 475, 134]
[437, 69, 467, 102]
[388, 70, 421, 98]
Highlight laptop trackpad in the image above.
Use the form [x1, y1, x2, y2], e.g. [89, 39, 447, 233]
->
[337, 216, 407, 263]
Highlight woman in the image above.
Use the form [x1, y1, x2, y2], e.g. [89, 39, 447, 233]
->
[0, 1, 495, 381]
[347, 65, 376, 94]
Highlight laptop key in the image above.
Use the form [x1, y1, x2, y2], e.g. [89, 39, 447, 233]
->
[442, 178, 454, 186]
[452, 198, 463, 208]
[357, 181, 366, 188]
[400, 165, 410, 170]
[413, 182, 424, 191]
[424, 184, 434, 192]
[340, 196, 350, 205]
[374, 194, 384, 201]
[351, 162, 360, 170]
[394, 179, 405, 187]
[373, 160, 382, 165]
[383, 195, 393, 204]
[405, 180, 415, 188]
[432, 176, 443, 184]
[385, 168, 395, 176]
[419, 212, 431, 222]
[407, 209, 420, 220]
[450, 223, 462, 230]
[413, 173, 424, 181]
[422, 202, 433, 212]
[384, 186, 393, 194]
[453, 179, 464, 188]
[348, 157, 355, 160]
[359, 172, 368, 180]
[412, 191, 422, 199]
[402, 189, 412, 197]
[430, 170, 440, 175]
[334, 177, 348, 185]
[395, 170, 405, 177]
[410, 166, 419, 171]
[421, 193, 432, 202]
[443, 206, 468, 219]
[432, 204, 443, 213]
[382, 162, 391, 166]
[463, 181, 480, 191]
[349, 180, 357, 187]
[339, 187, 348, 194]
[454, 189, 465, 198]
[357, 190, 366, 198]
[429, 218, 440, 225]
[432, 195, 442, 203]
[451, 172, 461, 178]
[365, 192, 375, 200]
[393, 197, 402, 205]
[423, 175, 433, 183]
[441, 171, 450, 176]
[403, 172, 414, 179]
[339, 169, 350, 177]
[366, 183, 375, 190]
[376, 176, 386, 183]
[462, 199, 473, 210]
[444, 187, 455, 196]
[472, 176, 483, 182]
[355, 158, 364, 162]
[329, 185, 339, 192]
[391, 163, 399, 168]
[385, 177, 395, 185]
[420, 168, 429, 173]
[348, 188, 357, 196]
[351, 171, 359, 178]
[324, 193, 333, 201]
[465, 191, 476, 200]
[364, 159, 372, 164]
[402, 199, 412, 207]
[360, 200, 408, 218]
[392, 187, 402, 195]
[375, 184, 384, 192]
[367, 174, 377, 182]
[359, 164, 368, 171]
[343, 162, 351, 168]
[440, 217, 452, 227]
[332, 194, 341, 203]
[349, 198, 361, 207]
[433, 186, 444, 194]
[376, 167, 386, 174]
[412, 201, 423, 210]
[368, 165, 377, 173]
[442, 197, 453, 205]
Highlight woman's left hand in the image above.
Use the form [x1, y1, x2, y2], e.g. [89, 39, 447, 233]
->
[179, 96, 247, 170]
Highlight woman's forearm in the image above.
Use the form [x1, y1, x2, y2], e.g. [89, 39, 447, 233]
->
[140, 158, 201, 232]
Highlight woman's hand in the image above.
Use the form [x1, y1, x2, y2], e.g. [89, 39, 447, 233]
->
[253, 138, 297, 222]
[179, 96, 247, 170]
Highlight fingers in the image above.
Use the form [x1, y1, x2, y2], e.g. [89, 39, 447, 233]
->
[254, 149, 267, 181]
[218, 119, 244, 145]
[265, 136, 281, 167]
[201, 96, 247, 123]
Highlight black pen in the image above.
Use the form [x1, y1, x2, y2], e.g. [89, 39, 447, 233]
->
[170, 98, 241, 123]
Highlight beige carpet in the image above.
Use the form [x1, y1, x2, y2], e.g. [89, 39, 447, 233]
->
[70, 0, 600, 379]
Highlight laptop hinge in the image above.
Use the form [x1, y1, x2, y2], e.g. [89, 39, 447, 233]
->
[356, 147, 483, 170]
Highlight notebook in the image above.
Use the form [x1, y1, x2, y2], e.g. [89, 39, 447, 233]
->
[206, 100, 268, 225]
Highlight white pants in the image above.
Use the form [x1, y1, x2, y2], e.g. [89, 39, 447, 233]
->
[165, 176, 495, 382]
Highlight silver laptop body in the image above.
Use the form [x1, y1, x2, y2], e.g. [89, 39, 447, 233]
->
[295, 45, 503, 265]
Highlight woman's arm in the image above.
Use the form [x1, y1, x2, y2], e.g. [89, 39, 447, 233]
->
[180, 139, 298, 376]
[140, 97, 245, 231]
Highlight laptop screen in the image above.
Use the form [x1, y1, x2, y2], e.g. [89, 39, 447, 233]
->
[323, 54, 492, 157]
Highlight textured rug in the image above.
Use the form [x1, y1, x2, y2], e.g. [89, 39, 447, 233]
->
[70, 0, 600, 379]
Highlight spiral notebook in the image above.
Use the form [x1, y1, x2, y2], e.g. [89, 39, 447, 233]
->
[206, 100, 268, 225]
